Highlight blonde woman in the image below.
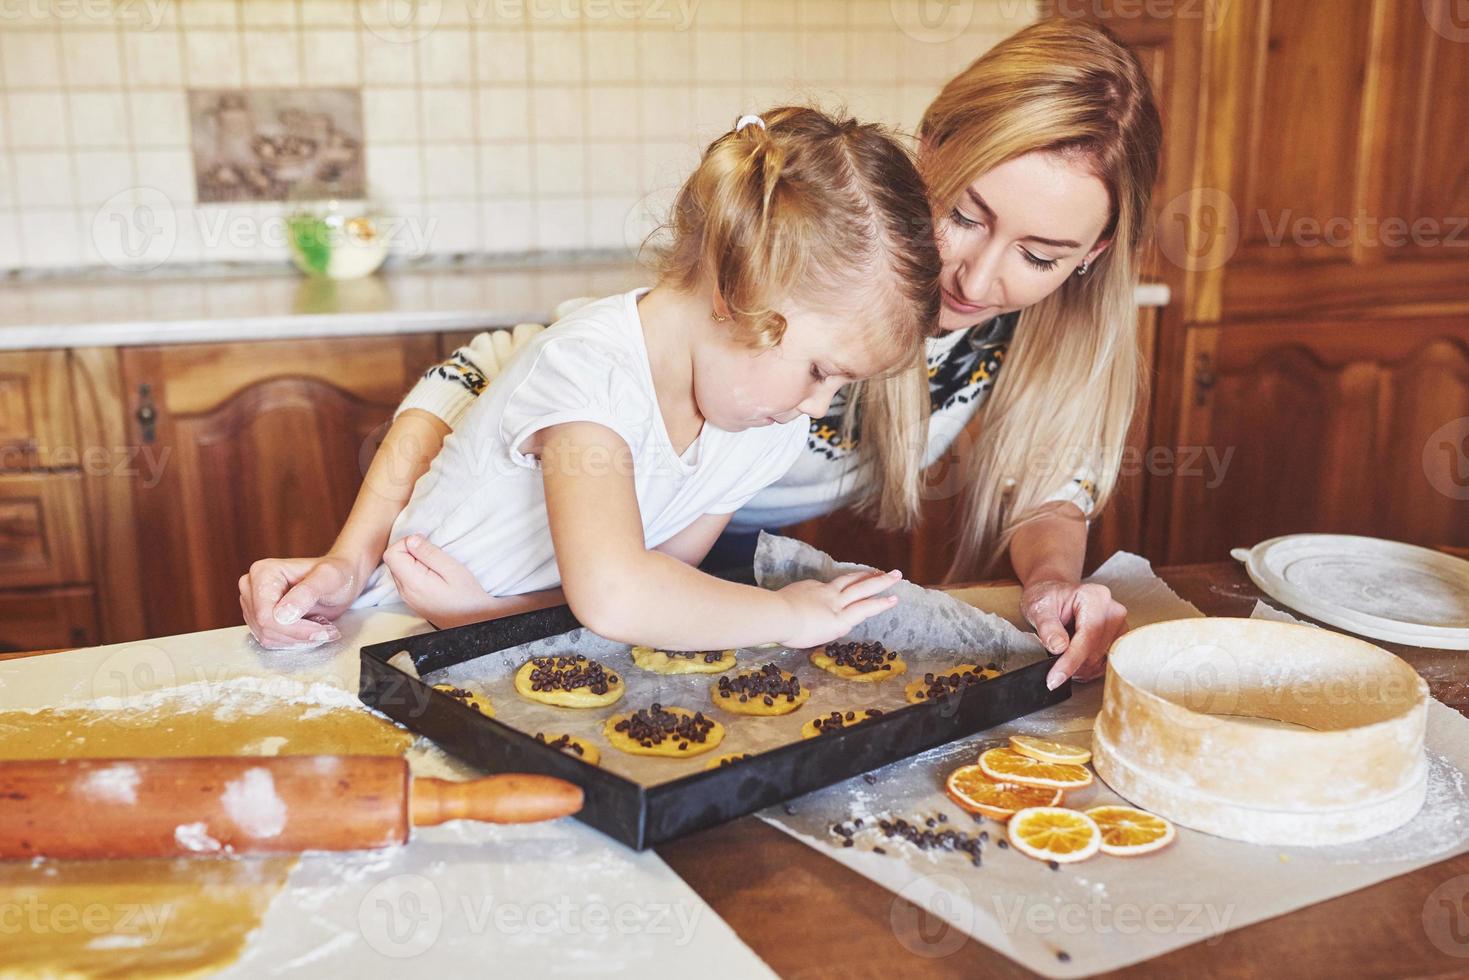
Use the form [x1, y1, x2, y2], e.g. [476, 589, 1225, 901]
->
[240, 19, 1162, 692]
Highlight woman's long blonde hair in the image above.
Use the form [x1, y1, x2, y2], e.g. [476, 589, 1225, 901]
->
[886, 17, 1162, 578]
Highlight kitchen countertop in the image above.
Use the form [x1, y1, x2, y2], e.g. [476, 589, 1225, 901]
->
[0, 258, 1172, 351]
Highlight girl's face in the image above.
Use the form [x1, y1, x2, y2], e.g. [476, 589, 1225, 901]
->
[936, 150, 1114, 332]
[693, 300, 891, 431]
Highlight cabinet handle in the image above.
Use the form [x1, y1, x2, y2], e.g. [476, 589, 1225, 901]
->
[1193, 353, 1217, 407]
[136, 383, 157, 444]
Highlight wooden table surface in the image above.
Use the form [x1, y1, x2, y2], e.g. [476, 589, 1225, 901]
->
[12, 556, 1468, 976]
[656, 559, 1469, 979]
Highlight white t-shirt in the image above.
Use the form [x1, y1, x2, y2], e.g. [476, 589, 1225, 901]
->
[353, 288, 808, 607]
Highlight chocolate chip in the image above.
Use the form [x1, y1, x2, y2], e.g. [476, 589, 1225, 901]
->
[823, 640, 899, 674]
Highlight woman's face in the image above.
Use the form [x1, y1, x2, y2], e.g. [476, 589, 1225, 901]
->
[935, 150, 1114, 332]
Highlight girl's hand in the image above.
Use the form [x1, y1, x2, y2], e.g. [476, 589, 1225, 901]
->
[1020, 580, 1128, 689]
[239, 554, 362, 650]
[776, 569, 904, 649]
[382, 535, 496, 629]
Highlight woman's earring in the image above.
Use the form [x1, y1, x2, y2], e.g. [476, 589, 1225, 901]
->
[1075, 259, 1090, 277]
[711, 309, 729, 322]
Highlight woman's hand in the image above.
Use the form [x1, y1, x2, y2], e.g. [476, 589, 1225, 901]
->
[776, 569, 904, 649]
[239, 554, 364, 650]
[1020, 580, 1128, 688]
[382, 534, 498, 629]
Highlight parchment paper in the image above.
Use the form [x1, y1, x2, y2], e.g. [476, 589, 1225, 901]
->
[0, 612, 775, 979]
[756, 549, 1469, 977]
[425, 533, 1054, 787]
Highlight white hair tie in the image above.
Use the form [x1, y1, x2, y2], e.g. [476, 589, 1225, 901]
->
[734, 114, 766, 133]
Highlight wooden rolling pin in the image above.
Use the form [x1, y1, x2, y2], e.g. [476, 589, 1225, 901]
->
[0, 755, 583, 861]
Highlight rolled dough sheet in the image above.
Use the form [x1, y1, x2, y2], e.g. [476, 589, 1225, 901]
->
[0, 685, 412, 979]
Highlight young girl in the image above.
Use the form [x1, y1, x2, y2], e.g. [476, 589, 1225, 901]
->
[245, 20, 1159, 688]
[346, 107, 941, 651]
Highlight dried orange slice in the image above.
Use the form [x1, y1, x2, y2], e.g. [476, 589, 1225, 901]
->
[979, 746, 1093, 789]
[1085, 805, 1176, 856]
[1008, 806, 1101, 863]
[945, 764, 1064, 821]
[1009, 734, 1091, 766]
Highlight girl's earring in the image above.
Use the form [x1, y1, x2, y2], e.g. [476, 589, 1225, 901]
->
[711, 309, 730, 322]
[1075, 259, 1090, 277]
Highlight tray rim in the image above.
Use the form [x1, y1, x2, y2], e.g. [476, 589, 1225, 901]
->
[357, 573, 1070, 849]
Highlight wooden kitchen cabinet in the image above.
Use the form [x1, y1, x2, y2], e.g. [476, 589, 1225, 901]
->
[0, 350, 78, 471]
[1163, 318, 1469, 565]
[0, 587, 98, 653]
[115, 335, 438, 638]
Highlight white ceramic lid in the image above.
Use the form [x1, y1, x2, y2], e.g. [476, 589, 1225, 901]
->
[1232, 534, 1469, 650]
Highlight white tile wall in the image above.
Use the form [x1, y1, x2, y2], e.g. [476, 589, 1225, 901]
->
[0, 0, 1037, 271]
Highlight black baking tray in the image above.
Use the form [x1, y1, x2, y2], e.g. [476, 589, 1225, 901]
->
[358, 565, 1071, 850]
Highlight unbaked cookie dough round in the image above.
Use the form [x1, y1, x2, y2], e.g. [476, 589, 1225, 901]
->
[904, 665, 1000, 704]
[533, 732, 600, 765]
[432, 683, 494, 717]
[603, 704, 724, 757]
[810, 640, 907, 681]
[704, 752, 754, 770]
[801, 708, 886, 738]
[629, 646, 737, 674]
[711, 664, 810, 715]
[514, 654, 624, 708]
